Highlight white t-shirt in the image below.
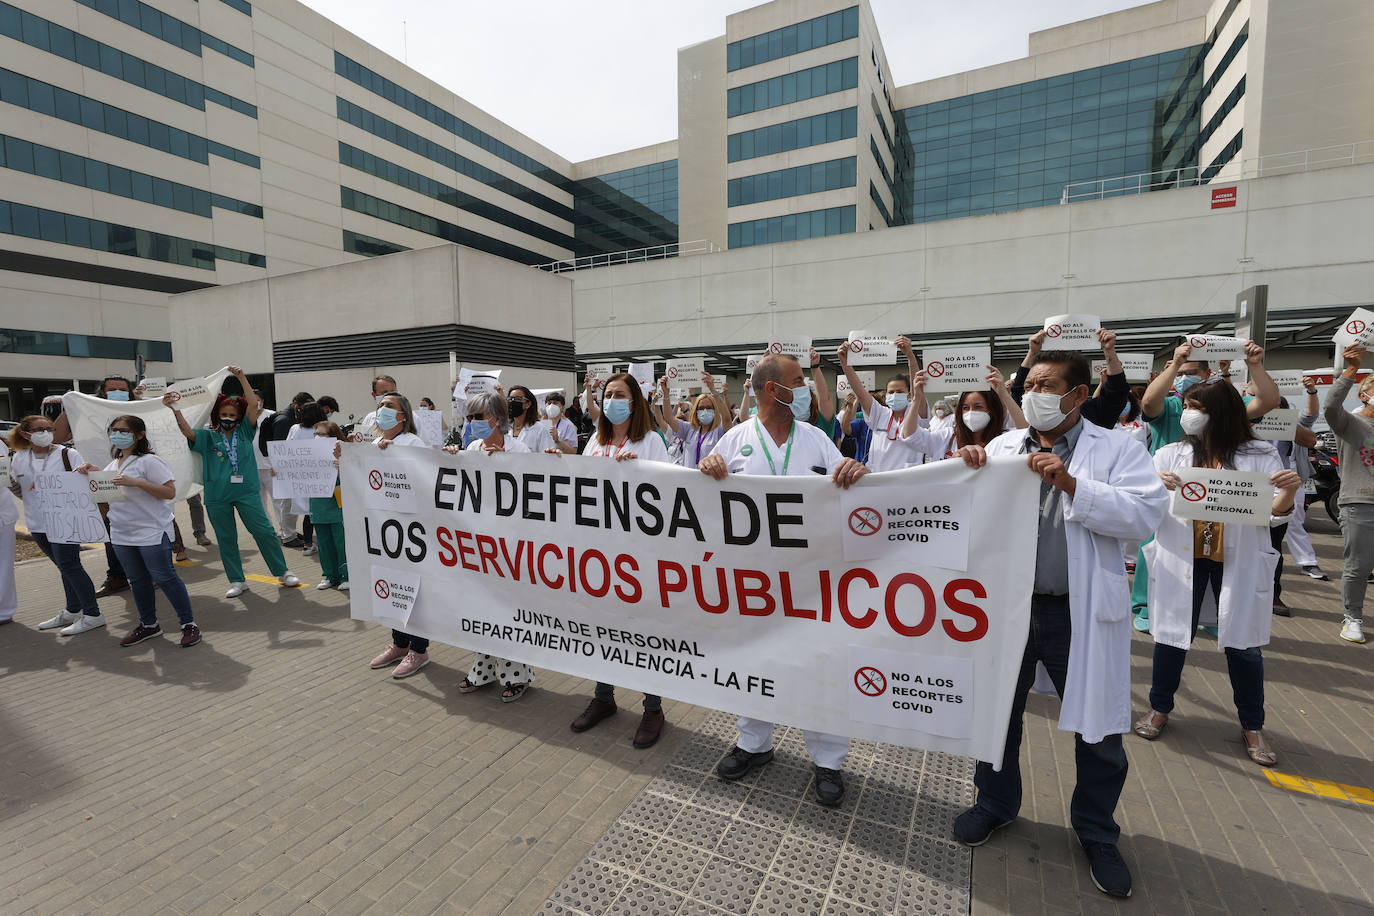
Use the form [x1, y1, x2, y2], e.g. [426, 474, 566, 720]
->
[513, 422, 556, 454]
[465, 436, 533, 454]
[710, 419, 843, 477]
[103, 454, 176, 546]
[582, 431, 671, 463]
[864, 402, 925, 471]
[0, 441, 19, 527]
[10, 445, 86, 534]
[378, 432, 429, 449]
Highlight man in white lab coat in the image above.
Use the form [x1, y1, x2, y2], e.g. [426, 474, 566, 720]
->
[951, 351, 1168, 899]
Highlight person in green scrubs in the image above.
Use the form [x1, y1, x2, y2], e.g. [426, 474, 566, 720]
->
[167, 366, 298, 598]
[308, 420, 347, 591]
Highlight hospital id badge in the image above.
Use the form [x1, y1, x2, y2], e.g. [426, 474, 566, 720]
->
[230, 474, 244, 484]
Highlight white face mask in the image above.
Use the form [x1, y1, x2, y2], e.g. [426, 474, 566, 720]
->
[1180, 408, 1209, 435]
[545, 404, 562, 419]
[962, 410, 991, 433]
[28, 430, 54, 448]
[1021, 391, 1075, 431]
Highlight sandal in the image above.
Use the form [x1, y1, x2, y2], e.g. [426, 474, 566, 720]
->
[1242, 730, 1277, 767]
[457, 678, 489, 694]
[500, 683, 529, 704]
[1133, 710, 1168, 740]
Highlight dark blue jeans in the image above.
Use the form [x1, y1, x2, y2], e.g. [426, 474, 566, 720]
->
[974, 593, 1128, 845]
[113, 534, 194, 628]
[1148, 558, 1265, 730]
[32, 531, 100, 616]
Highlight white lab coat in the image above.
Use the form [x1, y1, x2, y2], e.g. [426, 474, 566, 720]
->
[1144, 441, 1283, 652]
[986, 421, 1169, 743]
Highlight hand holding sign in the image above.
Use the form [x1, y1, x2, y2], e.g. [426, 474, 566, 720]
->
[1040, 314, 1101, 351]
[1186, 334, 1247, 361]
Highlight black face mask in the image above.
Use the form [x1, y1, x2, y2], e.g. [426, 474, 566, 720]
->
[218, 416, 239, 429]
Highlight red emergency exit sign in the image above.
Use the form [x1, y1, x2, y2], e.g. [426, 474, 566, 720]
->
[1211, 187, 1237, 209]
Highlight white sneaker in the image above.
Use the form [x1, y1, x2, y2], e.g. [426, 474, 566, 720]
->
[1340, 619, 1366, 644]
[59, 614, 105, 636]
[225, 582, 248, 598]
[38, 611, 81, 630]
[303, 545, 318, 557]
[338, 581, 350, 592]
[315, 579, 334, 590]
[280, 572, 300, 588]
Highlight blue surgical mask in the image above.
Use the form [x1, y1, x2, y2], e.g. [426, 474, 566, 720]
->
[106, 390, 130, 402]
[888, 393, 909, 413]
[463, 419, 492, 446]
[1120, 404, 1132, 418]
[375, 406, 400, 430]
[109, 431, 134, 449]
[696, 409, 715, 426]
[1174, 374, 1202, 395]
[748, 406, 759, 417]
[784, 384, 811, 421]
[603, 398, 632, 425]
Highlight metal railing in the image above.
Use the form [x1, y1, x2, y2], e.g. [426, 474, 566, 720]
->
[1061, 140, 1374, 203]
[535, 239, 720, 273]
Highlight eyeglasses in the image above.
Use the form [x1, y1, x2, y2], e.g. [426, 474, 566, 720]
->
[109, 427, 132, 433]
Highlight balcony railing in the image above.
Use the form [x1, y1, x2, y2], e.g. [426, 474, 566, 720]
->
[535, 239, 719, 273]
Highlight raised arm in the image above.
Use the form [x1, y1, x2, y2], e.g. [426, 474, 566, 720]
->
[807, 348, 835, 427]
[901, 370, 930, 438]
[163, 392, 195, 441]
[228, 366, 260, 427]
[1300, 376, 1319, 422]
[895, 336, 925, 421]
[738, 374, 753, 419]
[581, 371, 602, 424]
[703, 372, 735, 430]
[1242, 342, 1280, 420]
[836, 342, 874, 414]
[1142, 342, 1191, 420]
[838, 393, 857, 435]
[1325, 346, 1365, 438]
[988, 367, 1028, 429]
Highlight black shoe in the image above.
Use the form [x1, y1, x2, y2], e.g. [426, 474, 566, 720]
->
[281, 535, 306, 549]
[94, 576, 129, 598]
[1273, 598, 1292, 617]
[953, 806, 1013, 846]
[715, 746, 773, 781]
[813, 766, 845, 807]
[1081, 840, 1132, 898]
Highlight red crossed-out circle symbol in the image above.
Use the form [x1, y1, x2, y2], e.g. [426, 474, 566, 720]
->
[1189, 336, 1208, 349]
[926, 361, 946, 378]
[848, 507, 883, 536]
[854, 667, 887, 697]
[1046, 324, 1063, 338]
[850, 338, 864, 352]
[666, 365, 678, 380]
[169, 391, 182, 403]
[1181, 481, 1208, 502]
[89, 480, 99, 493]
[368, 470, 384, 490]
[1348, 319, 1367, 336]
[768, 341, 783, 355]
[374, 579, 390, 599]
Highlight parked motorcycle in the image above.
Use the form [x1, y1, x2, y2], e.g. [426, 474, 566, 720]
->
[1307, 445, 1341, 522]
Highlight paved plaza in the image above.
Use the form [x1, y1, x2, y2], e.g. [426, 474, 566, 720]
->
[1, 505, 1370, 915]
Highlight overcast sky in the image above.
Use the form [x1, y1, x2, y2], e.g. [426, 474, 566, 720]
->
[302, 0, 1150, 163]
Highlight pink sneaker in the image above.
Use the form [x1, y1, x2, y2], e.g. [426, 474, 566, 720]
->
[392, 651, 429, 679]
[369, 644, 408, 669]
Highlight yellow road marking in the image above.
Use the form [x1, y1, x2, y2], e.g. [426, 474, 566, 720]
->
[1265, 770, 1374, 806]
[245, 574, 304, 588]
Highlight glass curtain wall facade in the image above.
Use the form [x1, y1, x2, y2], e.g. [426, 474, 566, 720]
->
[572, 160, 679, 256]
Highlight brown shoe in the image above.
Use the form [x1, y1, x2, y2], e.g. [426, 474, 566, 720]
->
[570, 698, 617, 733]
[95, 577, 129, 598]
[120, 623, 162, 647]
[632, 709, 665, 749]
[179, 624, 202, 648]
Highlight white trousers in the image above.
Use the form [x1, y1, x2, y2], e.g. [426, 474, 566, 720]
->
[1285, 496, 1318, 567]
[736, 716, 849, 769]
[0, 524, 16, 622]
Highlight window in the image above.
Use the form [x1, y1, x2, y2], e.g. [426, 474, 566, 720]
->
[71, 0, 252, 65]
[342, 230, 408, 258]
[727, 205, 855, 248]
[728, 107, 857, 162]
[728, 7, 858, 72]
[727, 157, 855, 207]
[728, 57, 858, 117]
[0, 325, 172, 360]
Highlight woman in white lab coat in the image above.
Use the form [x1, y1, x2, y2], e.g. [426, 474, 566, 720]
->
[1135, 380, 1300, 766]
[0, 439, 18, 624]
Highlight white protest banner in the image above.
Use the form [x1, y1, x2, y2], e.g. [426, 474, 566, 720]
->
[665, 358, 704, 389]
[0, 454, 10, 490]
[86, 470, 126, 503]
[840, 484, 972, 571]
[371, 564, 420, 627]
[846, 331, 897, 366]
[1332, 307, 1374, 349]
[63, 367, 230, 501]
[745, 354, 765, 378]
[837, 370, 876, 402]
[530, 388, 565, 411]
[586, 364, 616, 383]
[765, 335, 811, 361]
[921, 346, 991, 393]
[1252, 408, 1300, 441]
[1171, 468, 1272, 525]
[166, 378, 210, 402]
[711, 375, 729, 393]
[341, 446, 1040, 763]
[137, 377, 167, 396]
[415, 408, 444, 448]
[458, 369, 501, 399]
[1268, 371, 1306, 397]
[38, 472, 109, 544]
[666, 388, 690, 406]
[1118, 353, 1154, 383]
[267, 439, 338, 499]
[359, 457, 426, 514]
[1186, 334, 1246, 361]
[1041, 314, 1101, 351]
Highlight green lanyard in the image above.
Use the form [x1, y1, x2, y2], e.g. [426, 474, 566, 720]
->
[753, 418, 795, 476]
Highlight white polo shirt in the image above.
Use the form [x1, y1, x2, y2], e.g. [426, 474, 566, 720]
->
[863, 401, 925, 472]
[710, 418, 843, 477]
[103, 454, 176, 546]
[583, 432, 670, 462]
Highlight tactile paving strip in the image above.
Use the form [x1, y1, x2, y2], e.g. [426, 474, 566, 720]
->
[540, 708, 974, 915]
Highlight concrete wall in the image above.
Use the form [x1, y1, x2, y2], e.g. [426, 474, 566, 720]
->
[677, 37, 729, 250]
[573, 162, 1374, 365]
